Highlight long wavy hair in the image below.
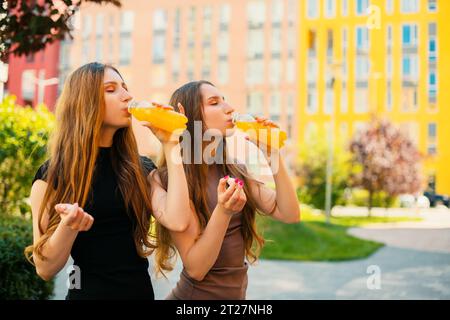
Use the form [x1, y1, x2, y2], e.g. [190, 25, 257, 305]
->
[25, 62, 156, 263]
[154, 80, 272, 275]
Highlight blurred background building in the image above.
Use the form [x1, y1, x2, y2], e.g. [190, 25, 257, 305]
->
[4, 0, 449, 194]
[298, 0, 449, 195]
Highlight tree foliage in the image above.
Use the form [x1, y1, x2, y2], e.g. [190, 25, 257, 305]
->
[0, 95, 55, 216]
[1, 0, 121, 60]
[296, 132, 355, 210]
[349, 118, 422, 214]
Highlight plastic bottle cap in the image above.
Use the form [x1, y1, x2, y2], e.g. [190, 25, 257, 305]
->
[232, 113, 256, 123]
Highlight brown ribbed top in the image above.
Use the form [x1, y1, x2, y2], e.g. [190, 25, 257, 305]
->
[167, 165, 248, 300]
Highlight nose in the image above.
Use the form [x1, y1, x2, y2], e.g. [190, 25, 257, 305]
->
[122, 88, 133, 103]
[223, 102, 234, 115]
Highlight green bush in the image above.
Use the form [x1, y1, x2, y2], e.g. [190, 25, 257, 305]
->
[345, 188, 400, 208]
[0, 95, 55, 216]
[0, 215, 54, 299]
[296, 132, 356, 210]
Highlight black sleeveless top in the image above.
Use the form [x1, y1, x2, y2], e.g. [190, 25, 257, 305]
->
[32, 147, 156, 300]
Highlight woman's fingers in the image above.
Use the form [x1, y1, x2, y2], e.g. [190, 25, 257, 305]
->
[222, 181, 237, 202]
[56, 202, 94, 231]
[152, 102, 174, 110]
[177, 103, 186, 115]
[80, 214, 94, 231]
[218, 177, 228, 194]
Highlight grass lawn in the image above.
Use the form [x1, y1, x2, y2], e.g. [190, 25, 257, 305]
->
[257, 205, 421, 261]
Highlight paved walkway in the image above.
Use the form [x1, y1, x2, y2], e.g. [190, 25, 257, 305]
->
[52, 210, 450, 300]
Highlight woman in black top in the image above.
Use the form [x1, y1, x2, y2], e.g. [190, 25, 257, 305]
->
[25, 62, 191, 299]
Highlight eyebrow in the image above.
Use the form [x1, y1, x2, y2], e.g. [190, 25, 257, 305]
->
[104, 81, 127, 87]
[207, 95, 224, 101]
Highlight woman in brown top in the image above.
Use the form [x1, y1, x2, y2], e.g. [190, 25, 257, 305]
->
[154, 81, 300, 300]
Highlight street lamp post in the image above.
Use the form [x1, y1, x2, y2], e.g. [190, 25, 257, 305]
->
[325, 61, 342, 224]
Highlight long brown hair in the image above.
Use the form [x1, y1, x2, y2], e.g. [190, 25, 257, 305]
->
[155, 80, 270, 275]
[25, 62, 156, 263]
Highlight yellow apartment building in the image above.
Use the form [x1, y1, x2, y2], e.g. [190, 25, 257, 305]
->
[298, 0, 450, 195]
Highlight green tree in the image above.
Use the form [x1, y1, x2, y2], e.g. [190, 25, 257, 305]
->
[295, 132, 355, 210]
[1, 0, 121, 60]
[0, 95, 55, 216]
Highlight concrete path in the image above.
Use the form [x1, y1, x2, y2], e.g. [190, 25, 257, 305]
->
[52, 210, 450, 300]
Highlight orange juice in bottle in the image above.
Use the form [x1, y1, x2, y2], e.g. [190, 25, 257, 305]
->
[232, 113, 287, 149]
[128, 100, 188, 133]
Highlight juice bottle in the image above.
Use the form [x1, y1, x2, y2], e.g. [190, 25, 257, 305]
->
[128, 100, 188, 133]
[232, 113, 287, 149]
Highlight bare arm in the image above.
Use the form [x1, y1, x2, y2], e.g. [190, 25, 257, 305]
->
[169, 178, 246, 281]
[247, 118, 301, 224]
[30, 181, 93, 281]
[148, 142, 190, 232]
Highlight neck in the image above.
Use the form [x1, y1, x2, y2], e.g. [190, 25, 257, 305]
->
[99, 126, 117, 147]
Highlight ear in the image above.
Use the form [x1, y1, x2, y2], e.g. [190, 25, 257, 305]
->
[177, 102, 186, 115]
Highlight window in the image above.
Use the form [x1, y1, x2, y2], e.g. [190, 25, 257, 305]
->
[95, 14, 104, 61]
[246, 59, 264, 85]
[324, 0, 336, 18]
[286, 58, 295, 83]
[402, 54, 419, 80]
[248, 28, 264, 58]
[172, 50, 180, 82]
[387, 25, 393, 48]
[270, 59, 282, 84]
[356, 0, 369, 16]
[82, 14, 92, 39]
[324, 87, 334, 114]
[286, 93, 295, 138]
[342, 28, 348, 78]
[269, 92, 281, 122]
[427, 123, 437, 155]
[21, 70, 36, 101]
[356, 26, 369, 52]
[219, 4, 231, 30]
[386, 0, 394, 14]
[341, 82, 348, 113]
[308, 29, 317, 55]
[428, 23, 437, 62]
[354, 87, 369, 113]
[428, 0, 437, 12]
[248, 0, 266, 28]
[272, 0, 283, 24]
[152, 9, 167, 64]
[287, 0, 296, 26]
[387, 55, 393, 78]
[401, 87, 418, 111]
[386, 82, 393, 111]
[218, 60, 229, 84]
[306, 86, 318, 114]
[307, 0, 319, 19]
[173, 8, 181, 49]
[341, 0, 348, 17]
[402, 24, 418, 47]
[247, 91, 264, 116]
[119, 11, 134, 65]
[271, 27, 282, 56]
[428, 69, 437, 102]
[307, 58, 318, 82]
[327, 29, 334, 57]
[401, 0, 419, 13]
[356, 57, 370, 80]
